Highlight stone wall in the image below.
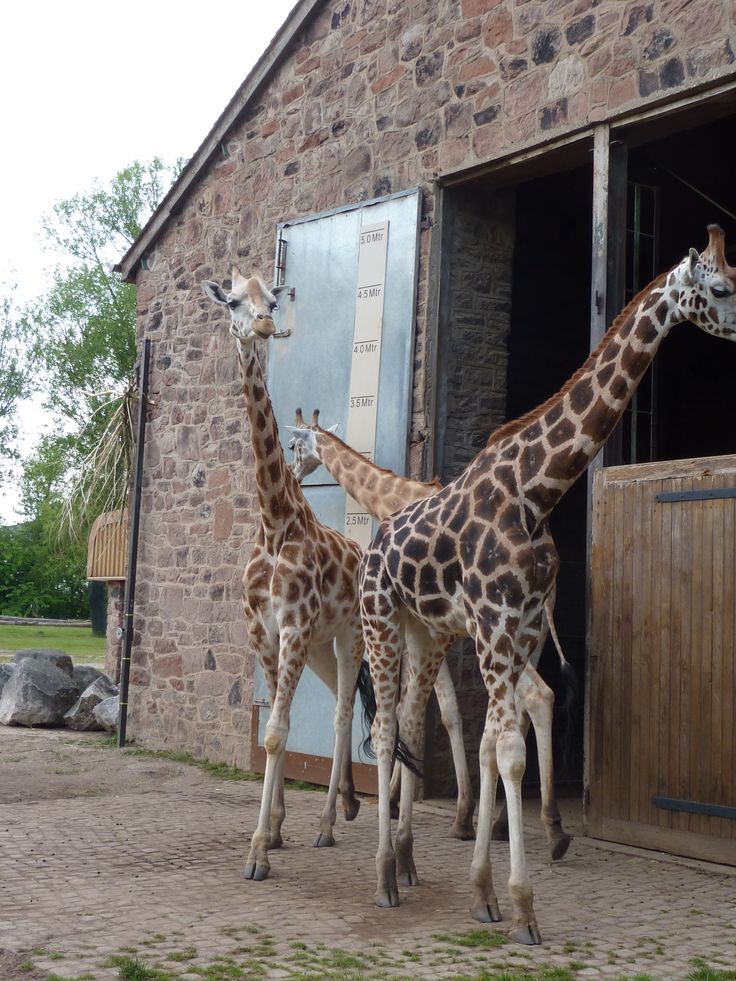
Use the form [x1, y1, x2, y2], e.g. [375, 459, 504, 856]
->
[127, 0, 736, 766]
[104, 583, 124, 685]
[425, 185, 515, 797]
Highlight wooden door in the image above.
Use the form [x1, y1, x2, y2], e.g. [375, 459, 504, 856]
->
[589, 455, 736, 864]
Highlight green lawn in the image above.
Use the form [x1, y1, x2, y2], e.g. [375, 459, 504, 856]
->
[0, 623, 106, 664]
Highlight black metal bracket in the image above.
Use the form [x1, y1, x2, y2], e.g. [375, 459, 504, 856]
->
[652, 796, 736, 820]
[655, 488, 736, 503]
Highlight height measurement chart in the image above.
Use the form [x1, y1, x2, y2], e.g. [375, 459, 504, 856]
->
[344, 221, 389, 548]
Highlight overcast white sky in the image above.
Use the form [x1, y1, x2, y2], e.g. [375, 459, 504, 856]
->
[0, 0, 297, 523]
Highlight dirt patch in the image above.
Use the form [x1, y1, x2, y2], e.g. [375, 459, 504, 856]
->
[0, 949, 47, 981]
[0, 726, 213, 805]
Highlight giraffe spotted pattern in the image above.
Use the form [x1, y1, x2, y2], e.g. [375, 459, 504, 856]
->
[360, 225, 736, 945]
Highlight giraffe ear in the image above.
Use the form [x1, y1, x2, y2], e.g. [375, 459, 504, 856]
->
[683, 248, 700, 286]
[327, 423, 339, 435]
[202, 281, 228, 305]
[284, 426, 308, 441]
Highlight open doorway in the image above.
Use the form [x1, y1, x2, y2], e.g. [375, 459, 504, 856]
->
[428, 160, 593, 797]
[428, 107, 736, 805]
[625, 116, 736, 464]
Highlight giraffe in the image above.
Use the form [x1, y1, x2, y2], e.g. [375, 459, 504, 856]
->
[202, 268, 368, 880]
[287, 409, 573, 858]
[359, 226, 736, 944]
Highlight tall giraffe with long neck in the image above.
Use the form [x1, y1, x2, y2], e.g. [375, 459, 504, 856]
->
[288, 409, 572, 858]
[360, 226, 736, 944]
[202, 269, 367, 880]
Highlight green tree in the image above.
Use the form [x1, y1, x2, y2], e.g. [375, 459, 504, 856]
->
[0, 435, 87, 618]
[0, 158, 181, 618]
[0, 289, 33, 485]
[27, 158, 182, 536]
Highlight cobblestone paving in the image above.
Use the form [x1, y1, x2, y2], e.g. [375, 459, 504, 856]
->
[1, 727, 735, 980]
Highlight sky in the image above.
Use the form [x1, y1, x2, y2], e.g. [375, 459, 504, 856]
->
[0, 0, 298, 523]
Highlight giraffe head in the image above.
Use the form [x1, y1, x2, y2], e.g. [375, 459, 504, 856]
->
[202, 268, 281, 341]
[286, 408, 337, 482]
[673, 225, 736, 339]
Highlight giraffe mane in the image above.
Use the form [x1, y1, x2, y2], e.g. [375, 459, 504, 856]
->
[484, 271, 669, 449]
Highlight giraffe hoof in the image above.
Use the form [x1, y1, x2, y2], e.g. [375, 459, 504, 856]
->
[244, 861, 270, 881]
[451, 821, 476, 841]
[314, 831, 336, 848]
[268, 833, 283, 850]
[375, 890, 400, 909]
[550, 833, 572, 862]
[397, 868, 419, 887]
[509, 924, 542, 946]
[472, 902, 502, 924]
[343, 797, 361, 822]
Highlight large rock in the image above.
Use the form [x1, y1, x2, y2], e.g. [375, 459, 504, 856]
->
[0, 663, 15, 698]
[0, 658, 80, 727]
[13, 648, 74, 677]
[93, 695, 119, 732]
[72, 664, 109, 691]
[64, 677, 119, 731]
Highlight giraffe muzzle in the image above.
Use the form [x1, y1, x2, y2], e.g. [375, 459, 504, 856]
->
[253, 315, 276, 338]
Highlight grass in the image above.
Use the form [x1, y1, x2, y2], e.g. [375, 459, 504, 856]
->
[0, 623, 105, 663]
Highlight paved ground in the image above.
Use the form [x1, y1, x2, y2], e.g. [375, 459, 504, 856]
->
[1, 726, 735, 981]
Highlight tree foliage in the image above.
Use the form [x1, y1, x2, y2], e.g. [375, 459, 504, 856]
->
[0, 158, 181, 618]
[0, 289, 33, 484]
[0, 436, 87, 618]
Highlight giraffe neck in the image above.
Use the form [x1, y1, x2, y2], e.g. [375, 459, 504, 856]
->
[316, 429, 440, 521]
[490, 271, 681, 521]
[236, 339, 299, 533]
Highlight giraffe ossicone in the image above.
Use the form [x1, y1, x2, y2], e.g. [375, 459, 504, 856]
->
[360, 226, 736, 945]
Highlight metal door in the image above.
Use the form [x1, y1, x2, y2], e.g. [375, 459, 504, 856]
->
[252, 189, 421, 784]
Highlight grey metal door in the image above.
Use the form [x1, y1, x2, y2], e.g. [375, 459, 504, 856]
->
[253, 189, 421, 774]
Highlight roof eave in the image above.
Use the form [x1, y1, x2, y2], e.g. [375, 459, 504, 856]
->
[115, 0, 324, 284]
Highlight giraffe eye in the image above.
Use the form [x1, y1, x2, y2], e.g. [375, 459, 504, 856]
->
[711, 284, 731, 299]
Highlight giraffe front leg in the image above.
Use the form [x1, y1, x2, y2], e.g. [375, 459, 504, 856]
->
[497, 724, 541, 945]
[491, 708, 531, 843]
[268, 751, 286, 849]
[244, 632, 280, 880]
[246, 627, 309, 880]
[245, 718, 287, 880]
[470, 722, 502, 924]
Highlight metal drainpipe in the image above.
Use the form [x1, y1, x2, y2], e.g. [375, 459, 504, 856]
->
[117, 338, 152, 747]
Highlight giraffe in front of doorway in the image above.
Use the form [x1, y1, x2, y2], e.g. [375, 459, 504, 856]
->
[202, 269, 367, 881]
[287, 409, 573, 859]
[359, 226, 736, 944]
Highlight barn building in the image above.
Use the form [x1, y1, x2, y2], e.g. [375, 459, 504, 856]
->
[115, 0, 736, 865]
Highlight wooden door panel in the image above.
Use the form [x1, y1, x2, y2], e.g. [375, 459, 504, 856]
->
[589, 456, 736, 863]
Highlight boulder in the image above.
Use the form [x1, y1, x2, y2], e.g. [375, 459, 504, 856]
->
[93, 695, 119, 732]
[0, 658, 81, 727]
[0, 663, 15, 698]
[13, 648, 74, 677]
[72, 664, 109, 691]
[64, 677, 119, 731]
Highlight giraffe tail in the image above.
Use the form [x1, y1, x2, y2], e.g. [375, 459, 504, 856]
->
[556, 659, 580, 782]
[355, 660, 423, 778]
